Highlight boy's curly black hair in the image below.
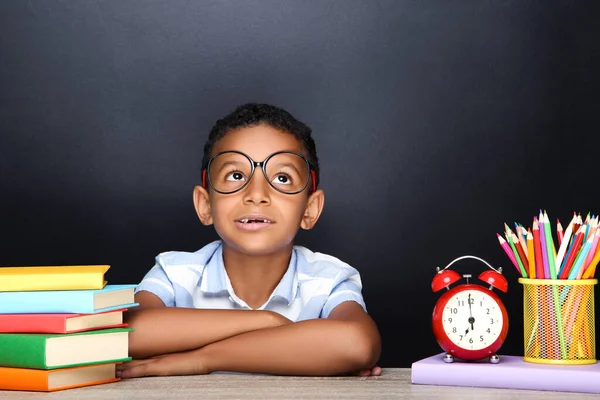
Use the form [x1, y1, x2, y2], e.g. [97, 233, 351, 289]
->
[202, 103, 320, 188]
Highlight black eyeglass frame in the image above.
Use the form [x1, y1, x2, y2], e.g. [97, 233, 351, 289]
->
[202, 150, 317, 195]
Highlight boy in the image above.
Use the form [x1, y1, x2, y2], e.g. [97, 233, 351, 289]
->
[118, 103, 381, 378]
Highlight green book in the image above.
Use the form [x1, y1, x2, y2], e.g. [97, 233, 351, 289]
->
[0, 327, 132, 369]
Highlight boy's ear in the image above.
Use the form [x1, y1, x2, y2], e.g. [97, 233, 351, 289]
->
[300, 189, 325, 230]
[193, 185, 213, 226]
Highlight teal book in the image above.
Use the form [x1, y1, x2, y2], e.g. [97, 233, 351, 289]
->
[0, 328, 133, 369]
[0, 284, 138, 314]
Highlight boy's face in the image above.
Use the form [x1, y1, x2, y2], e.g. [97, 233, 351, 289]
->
[193, 124, 324, 256]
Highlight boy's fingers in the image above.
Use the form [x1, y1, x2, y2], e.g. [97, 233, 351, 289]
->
[118, 362, 159, 379]
[116, 359, 158, 378]
[352, 366, 382, 377]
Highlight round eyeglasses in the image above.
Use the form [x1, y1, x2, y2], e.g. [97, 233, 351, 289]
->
[202, 150, 317, 195]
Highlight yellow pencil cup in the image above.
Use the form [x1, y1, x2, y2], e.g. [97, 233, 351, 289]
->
[519, 278, 597, 365]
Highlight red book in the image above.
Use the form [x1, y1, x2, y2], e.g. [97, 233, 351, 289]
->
[0, 309, 127, 334]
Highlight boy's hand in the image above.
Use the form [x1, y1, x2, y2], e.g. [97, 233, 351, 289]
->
[353, 365, 382, 377]
[117, 350, 208, 379]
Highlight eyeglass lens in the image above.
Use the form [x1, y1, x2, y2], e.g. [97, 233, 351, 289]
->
[208, 152, 309, 193]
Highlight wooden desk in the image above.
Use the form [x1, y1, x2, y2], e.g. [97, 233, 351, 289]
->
[0, 369, 595, 399]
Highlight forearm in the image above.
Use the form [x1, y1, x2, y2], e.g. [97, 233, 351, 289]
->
[126, 308, 289, 359]
[199, 319, 380, 376]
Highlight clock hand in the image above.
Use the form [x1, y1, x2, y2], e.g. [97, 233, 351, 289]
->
[468, 294, 475, 330]
[468, 294, 473, 318]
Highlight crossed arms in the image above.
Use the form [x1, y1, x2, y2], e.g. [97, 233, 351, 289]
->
[120, 291, 381, 377]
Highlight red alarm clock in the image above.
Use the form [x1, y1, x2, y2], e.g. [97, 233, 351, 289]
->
[432, 256, 509, 364]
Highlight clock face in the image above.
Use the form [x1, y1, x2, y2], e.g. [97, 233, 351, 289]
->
[441, 289, 504, 351]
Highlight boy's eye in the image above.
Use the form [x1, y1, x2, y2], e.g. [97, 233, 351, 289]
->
[272, 174, 291, 185]
[226, 171, 246, 182]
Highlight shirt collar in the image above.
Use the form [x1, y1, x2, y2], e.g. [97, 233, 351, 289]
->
[199, 243, 229, 293]
[270, 249, 298, 306]
[199, 242, 299, 306]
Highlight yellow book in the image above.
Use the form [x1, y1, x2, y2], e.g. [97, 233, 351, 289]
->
[0, 266, 109, 292]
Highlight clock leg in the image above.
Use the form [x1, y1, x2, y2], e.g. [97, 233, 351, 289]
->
[489, 354, 500, 364]
[443, 353, 454, 363]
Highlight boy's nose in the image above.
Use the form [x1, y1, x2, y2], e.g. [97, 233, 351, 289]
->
[242, 170, 271, 204]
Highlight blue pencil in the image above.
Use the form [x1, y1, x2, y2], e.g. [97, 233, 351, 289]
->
[568, 236, 594, 280]
[558, 242, 575, 277]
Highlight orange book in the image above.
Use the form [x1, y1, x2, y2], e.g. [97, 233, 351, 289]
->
[0, 309, 127, 334]
[0, 363, 119, 392]
[0, 265, 109, 292]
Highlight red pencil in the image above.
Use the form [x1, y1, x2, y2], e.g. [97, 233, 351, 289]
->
[557, 219, 564, 246]
[559, 226, 585, 279]
[572, 214, 582, 239]
[533, 218, 545, 279]
[513, 233, 529, 273]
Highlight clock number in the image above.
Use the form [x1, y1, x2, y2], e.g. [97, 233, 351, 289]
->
[450, 308, 458, 314]
[486, 308, 490, 315]
[486, 328, 491, 334]
[448, 318, 452, 323]
[468, 297, 474, 305]
[480, 300, 483, 306]
[452, 327, 457, 333]
[480, 335, 484, 342]
[459, 335, 463, 341]
[458, 300, 464, 307]
[490, 318, 494, 324]
[469, 338, 473, 344]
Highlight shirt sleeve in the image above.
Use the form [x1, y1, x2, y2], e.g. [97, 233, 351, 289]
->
[134, 263, 176, 307]
[321, 269, 367, 318]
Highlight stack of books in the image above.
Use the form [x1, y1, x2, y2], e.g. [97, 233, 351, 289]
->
[0, 265, 138, 392]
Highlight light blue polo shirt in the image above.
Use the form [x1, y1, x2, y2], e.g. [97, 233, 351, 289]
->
[135, 240, 366, 321]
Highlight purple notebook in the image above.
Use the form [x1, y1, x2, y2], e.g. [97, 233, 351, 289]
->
[412, 353, 600, 394]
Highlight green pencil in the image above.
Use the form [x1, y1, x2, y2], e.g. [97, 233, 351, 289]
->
[543, 211, 558, 279]
[507, 232, 528, 278]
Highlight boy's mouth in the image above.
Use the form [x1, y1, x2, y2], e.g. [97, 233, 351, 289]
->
[234, 216, 274, 231]
[237, 218, 273, 224]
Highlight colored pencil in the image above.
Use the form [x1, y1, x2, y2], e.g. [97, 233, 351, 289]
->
[584, 218, 592, 242]
[513, 233, 530, 274]
[516, 226, 528, 261]
[557, 219, 563, 246]
[533, 219, 545, 279]
[507, 232, 528, 278]
[559, 226, 585, 280]
[582, 240, 600, 279]
[527, 229, 536, 279]
[583, 225, 600, 270]
[497, 210, 600, 280]
[497, 233, 521, 275]
[555, 214, 576, 270]
[539, 211, 550, 279]
[568, 236, 594, 280]
[543, 211, 558, 279]
[573, 214, 582, 239]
